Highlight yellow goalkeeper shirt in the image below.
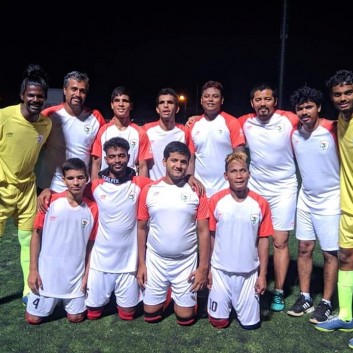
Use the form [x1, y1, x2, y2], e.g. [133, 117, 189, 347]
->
[0, 104, 52, 184]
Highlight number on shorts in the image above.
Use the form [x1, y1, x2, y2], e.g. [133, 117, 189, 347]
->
[208, 298, 217, 312]
[33, 298, 40, 310]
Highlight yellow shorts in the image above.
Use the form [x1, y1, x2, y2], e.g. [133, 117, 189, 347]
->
[339, 211, 353, 249]
[0, 181, 36, 235]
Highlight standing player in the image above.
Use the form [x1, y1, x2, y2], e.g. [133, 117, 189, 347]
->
[91, 86, 151, 179]
[315, 70, 353, 349]
[187, 80, 245, 198]
[26, 158, 98, 324]
[36, 70, 106, 193]
[287, 86, 339, 323]
[86, 137, 151, 320]
[0, 64, 52, 304]
[207, 151, 272, 330]
[238, 83, 299, 312]
[137, 141, 210, 326]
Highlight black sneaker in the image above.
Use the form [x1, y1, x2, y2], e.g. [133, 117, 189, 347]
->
[309, 301, 332, 324]
[287, 294, 314, 317]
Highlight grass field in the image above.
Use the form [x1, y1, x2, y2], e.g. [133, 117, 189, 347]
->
[1, 222, 352, 353]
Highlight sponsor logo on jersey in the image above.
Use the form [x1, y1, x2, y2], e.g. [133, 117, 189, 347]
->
[81, 218, 89, 228]
[250, 214, 259, 225]
[181, 192, 190, 202]
[129, 191, 136, 201]
[130, 139, 137, 148]
[320, 140, 329, 151]
[275, 123, 284, 133]
[6, 132, 14, 137]
[84, 125, 92, 134]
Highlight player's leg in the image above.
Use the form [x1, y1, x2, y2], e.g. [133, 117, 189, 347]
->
[269, 191, 296, 312]
[170, 252, 198, 326]
[287, 209, 315, 316]
[143, 250, 169, 323]
[65, 297, 86, 323]
[316, 212, 353, 332]
[115, 272, 141, 320]
[25, 293, 57, 325]
[86, 269, 115, 320]
[309, 213, 338, 324]
[17, 182, 37, 300]
[207, 267, 231, 329]
[234, 270, 261, 330]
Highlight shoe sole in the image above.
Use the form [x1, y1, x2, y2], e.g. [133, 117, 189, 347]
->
[315, 326, 353, 332]
[287, 306, 314, 317]
[309, 317, 327, 324]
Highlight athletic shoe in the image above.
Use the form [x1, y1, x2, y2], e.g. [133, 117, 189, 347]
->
[287, 294, 314, 317]
[348, 337, 353, 349]
[22, 294, 29, 307]
[270, 292, 285, 312]
[309, 301, 332, 324]
[315, 315, 353, 332]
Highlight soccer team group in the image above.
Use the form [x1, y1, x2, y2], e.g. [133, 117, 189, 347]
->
[1, 64, 353, 349]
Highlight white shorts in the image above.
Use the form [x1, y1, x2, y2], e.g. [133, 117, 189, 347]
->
[265, 192, 296, 231]
[86, 269, 142, 308]
[26, 292, 86, 317]
[143, 250, 197, 307]
[207, 267, 260, 327]
[295, 208, 339, 251]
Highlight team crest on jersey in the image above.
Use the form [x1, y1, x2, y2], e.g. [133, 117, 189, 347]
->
[49, 216, 57, 221]
[218, 129, 223, 135]
[180, 192, 190, 202]
[84, 125, 92, 134]
[130, 139, 137, 149]
[250, 214, 259, 225]
[129, 191, 136, 201]
[153, 191, 160, 198]
[275, 124, 284, 133]
[37, 135, 44, 144]
[81, 218, 89, 228]
[320, 140, 329, 151]
[99, 194, 107, 200]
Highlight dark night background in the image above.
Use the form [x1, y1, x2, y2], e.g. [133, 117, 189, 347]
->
[1, 1, 352, 123]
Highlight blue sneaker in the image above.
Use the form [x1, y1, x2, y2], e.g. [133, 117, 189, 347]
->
[349, 337, 353, 349]
[315, 315, 353, 332]
[270, 292, 285, 312]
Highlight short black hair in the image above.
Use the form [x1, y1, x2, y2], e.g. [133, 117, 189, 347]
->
[156, 88, 178, 106]
[103, 136, 130, 153]
[62, 158, 88, 178]
[325, 69, 353, 90]
[290, 86, 323, 108]
[250, 82, 278, 100]
[111, 86, 132, 103]
[20, 64, 49, 99]
[163, 141, 191, 160]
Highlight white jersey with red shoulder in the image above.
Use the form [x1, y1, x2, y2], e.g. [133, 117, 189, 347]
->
[138, 179, 209, 258]
[36, 103, 106, 192]
[34, 191, 98, 298]
[91, 120, 152, 173]
[238, 110, 299, 196]
[143, 121, 192, 180]
[89, 175, 151, 272]
[188, 112, 245, 198]
[209, 188, 273, 273]
[291, 118, 340, 214]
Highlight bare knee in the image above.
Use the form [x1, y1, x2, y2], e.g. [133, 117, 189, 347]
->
[26, 312, 43, 325]
[67, 312, 85, 323]
[209, 315, 229, 329]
